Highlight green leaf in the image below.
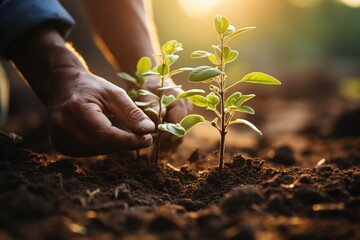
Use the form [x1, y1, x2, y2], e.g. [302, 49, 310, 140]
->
[144, 107, 159, 117]
[214, 14, 229, 35]
[188, 95, 208, 108]
[179, 114, 205, 132]
[177, 89, 205, 99]
[229, 119, 262, 135]
[191, 50, 213, 59]
[127, 89, 138, 99]
[161, 95, 176, 107]
[169, 67, 193, 77]
[157, 85, 182, 91]
[137, 57, 152, 75]
[228, 105, 255, 114]
[206, 92, 219, 109]
[117, 72, 138, 86]
[135, 100, 157, 107]
[225, 93, 255, 109]
[140, 70, 160, 77]
[137, 89, 159, 99]
[153, 64, 169, 76]
[208, 55, 220, 65]
[224, 50, 239, 63]
[224, 25, 235, 36]
[225, 92, 242, 108]
[223, 46, 231, 58]
[226, 26, 256, 40]
[212, 45, 221, 57]
[158, 123, 185, 137]
[233, 94, 255, 106]
[162, 40, 183, 55]
[241, 72, 281, 85]
[188, 66, 222, 82]
[165, 54, 179, 66]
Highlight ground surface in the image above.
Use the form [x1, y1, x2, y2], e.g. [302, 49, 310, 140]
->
[1, 102, 360, 240]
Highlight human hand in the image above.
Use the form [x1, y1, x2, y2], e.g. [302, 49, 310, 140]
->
[141, 77, 193, 152]
[48, 68, 155, 156]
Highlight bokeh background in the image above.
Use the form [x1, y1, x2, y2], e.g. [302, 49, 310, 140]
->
[1, 0, 359, 155]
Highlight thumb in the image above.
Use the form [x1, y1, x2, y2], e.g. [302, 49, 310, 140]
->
[106, 88, 155, 134]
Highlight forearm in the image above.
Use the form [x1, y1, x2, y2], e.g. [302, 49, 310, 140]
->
[7, 24, 85, 107]
[80, 0, 160, 74]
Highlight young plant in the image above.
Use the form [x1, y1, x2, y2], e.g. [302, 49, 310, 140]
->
[177, 14, 281, 170]
[118, 40, 204, 167]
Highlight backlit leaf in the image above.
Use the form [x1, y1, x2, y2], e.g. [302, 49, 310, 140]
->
[144, 107, 159, 117]
[188, 95, 208, 108]
[224, 50, 239, 63]
[137, 89, 159, 99]
[177, 89, 205, 99]
[165, 54, 179, 66]
[157, 85, 182, 91]
[161, 95, 176, 107]
[135, 100, 157, 107]
[191, 50, 213, 59]
[224, 25, 235, 36]
[162, 40, 183, 55]
[214, 14, 229, 35]
[206, 92, 219, 109]
[153, 64, 169, 76]
[169, 67, 193, 77]
[233, 94, 255, 106]
[158, 123, 185, 137]
[241, 72, 281, 85]
[117, 72, 138, 86]
[127, 89, 138, 99]
[137, 57, 152, 75]
[226, 27, 256, 40]
[140, 70, 160, 77]
[212, 45, 221, 57]
[225, 92, 242, 108]
[229, 119, 262, 135]
[179, 114, 205, 132]
[189, 66, 222, 82]
[208, 55, 220, 65]
[228, 105, 255, 114]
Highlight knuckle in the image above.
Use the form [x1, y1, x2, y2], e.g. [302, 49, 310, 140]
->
[127, 107, 144, 121]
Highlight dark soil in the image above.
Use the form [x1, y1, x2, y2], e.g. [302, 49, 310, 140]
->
[1, 114, 360, 240]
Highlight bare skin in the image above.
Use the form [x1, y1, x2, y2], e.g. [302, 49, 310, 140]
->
[80, 0, 192, 149]
[7, 0, 191, 156]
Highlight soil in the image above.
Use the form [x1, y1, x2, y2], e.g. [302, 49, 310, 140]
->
[1, 105, 360, 240]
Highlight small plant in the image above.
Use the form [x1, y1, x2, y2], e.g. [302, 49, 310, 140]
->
[117, 40, 204, 167]
[176, 14, 281, 170]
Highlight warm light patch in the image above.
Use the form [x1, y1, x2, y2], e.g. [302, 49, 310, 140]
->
[177, 0, 222, 17]
[337, 0, 360, 7]
[288, 0, 322, 8]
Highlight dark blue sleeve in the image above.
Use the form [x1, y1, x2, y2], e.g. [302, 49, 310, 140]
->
[0, 0, 75, 59]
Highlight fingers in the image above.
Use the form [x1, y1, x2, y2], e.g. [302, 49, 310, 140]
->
[104, 87, 155, 134]
[49, 97, 153, 157]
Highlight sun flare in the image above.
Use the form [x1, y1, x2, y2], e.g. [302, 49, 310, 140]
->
[177, 0, 222, 17]
[337, 0, 360, 7]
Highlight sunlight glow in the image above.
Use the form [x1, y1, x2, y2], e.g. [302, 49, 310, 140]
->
[288, 0, 322, 8]
[337, 0, 360, 7]
[177, 0, 222, 18]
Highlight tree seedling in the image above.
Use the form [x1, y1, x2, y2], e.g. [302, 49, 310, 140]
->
[176, 14, 281, 170]
[117, 40, 204, 167]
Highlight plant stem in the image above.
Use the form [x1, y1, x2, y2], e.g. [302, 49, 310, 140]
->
[154, 75, 165, 168]
[218, 36, 227, 170]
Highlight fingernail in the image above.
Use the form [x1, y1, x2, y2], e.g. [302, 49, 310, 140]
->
[143, 134, 153, 146]
[139, 119, 155, 130]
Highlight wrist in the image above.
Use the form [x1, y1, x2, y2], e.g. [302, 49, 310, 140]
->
[8, 25, 87, 107]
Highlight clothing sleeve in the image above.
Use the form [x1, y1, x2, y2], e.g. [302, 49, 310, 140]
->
[0, 0, 75, 59]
